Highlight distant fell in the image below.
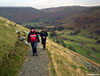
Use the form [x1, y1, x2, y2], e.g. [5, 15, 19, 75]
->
[0, 7, 49, 24]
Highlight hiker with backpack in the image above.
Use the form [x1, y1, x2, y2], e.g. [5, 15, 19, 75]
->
[27, 27, 40, 56]
[40, 28, 48, 50]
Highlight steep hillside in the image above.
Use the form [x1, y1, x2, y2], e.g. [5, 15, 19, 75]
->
[42, 6, 100, 27]
[56, 6, 100, 31]
[0, 7, 49, 24]
[0, 17, 29, 76]
[41, 6, 88, 21]
[47, 39, 100, 76]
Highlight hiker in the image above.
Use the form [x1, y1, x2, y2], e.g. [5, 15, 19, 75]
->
[27, 27, 40, 56]
[35, 30, 40, 35]
[40, 28, 48, 50]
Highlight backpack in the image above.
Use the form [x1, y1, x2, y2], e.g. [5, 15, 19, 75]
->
[30, 33, 37, 42]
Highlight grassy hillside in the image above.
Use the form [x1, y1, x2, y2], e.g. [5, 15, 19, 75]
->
[0, 17, 29, 76]
[47, 39, 100, 76]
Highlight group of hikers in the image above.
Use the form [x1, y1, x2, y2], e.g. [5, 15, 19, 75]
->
[27, 27, 48, 56]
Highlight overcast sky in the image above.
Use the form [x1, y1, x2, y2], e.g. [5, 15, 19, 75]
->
[0, 0, 100, 9]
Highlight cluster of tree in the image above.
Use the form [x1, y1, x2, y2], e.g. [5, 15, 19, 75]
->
[56, 26, 64, 31]
[91, 47, 99, 53]
[66, 27, 75, 30]
[49, 31, 57, 37]
[96, 40, 100, 44]
[87, 35, 99, 40]
[49, 31, 66, 47]
[69, 30, 80, 35]
[47, 25, 66, 32]
[68, 46, 76, 52]
[51, 37, 66, 47]
[95, 30, 100, 35]
[47, 27, 56, 32]
[56, 39, 66, 47]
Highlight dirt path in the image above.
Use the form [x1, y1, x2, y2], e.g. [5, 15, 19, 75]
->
[19, 42, 50, 76]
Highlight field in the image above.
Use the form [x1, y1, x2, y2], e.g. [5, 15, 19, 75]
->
[52, 29, 100, 64]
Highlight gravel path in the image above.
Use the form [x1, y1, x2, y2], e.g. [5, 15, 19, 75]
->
[19, 42, 50, 76]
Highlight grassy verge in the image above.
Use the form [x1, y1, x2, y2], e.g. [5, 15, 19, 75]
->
[0, 17, 29, 76]
[0, 41, 29, 76]
[47, 49, 57, 76]
[47, 39, 89, 76]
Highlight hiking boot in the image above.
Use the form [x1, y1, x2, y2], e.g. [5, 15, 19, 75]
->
[35, 53, 38, 56]
[33, 53, 35, 56]
[44, 48, 46, 50]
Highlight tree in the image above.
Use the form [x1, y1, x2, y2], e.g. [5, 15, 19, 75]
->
[96, 40, 100, 44]
[68, 46, 76, 52]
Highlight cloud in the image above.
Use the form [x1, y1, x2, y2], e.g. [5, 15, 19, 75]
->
[0, 0, 100, 9]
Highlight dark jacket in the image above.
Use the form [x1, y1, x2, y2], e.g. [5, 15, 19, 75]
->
[27, 31, 40, 43]
[40, 31, 48, 39]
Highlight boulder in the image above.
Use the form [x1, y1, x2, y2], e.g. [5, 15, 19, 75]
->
[16, 30, 20, 34]
[18, 36, 26, 41]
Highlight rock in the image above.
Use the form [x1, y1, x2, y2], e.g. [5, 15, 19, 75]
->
[16, 30, 20, 34]
[22, 31, 29, 35]
[18, 36, 26, 41]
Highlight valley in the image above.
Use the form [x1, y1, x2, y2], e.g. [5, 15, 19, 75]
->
[0, 6, 100, 76]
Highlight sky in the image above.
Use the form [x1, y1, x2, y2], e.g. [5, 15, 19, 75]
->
[0, 0, 100, 9]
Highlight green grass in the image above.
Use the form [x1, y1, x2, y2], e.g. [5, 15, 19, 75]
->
[50, 61, 57, 76]
[64, 40, 100, 64]
[0, 19, 17, 63]
[0, 41, 29, 76]
[61, 35, 96, 43]
[47, 49, 57, 76]
[53, 30, 100, 64]
[0, 17, 29, 76]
